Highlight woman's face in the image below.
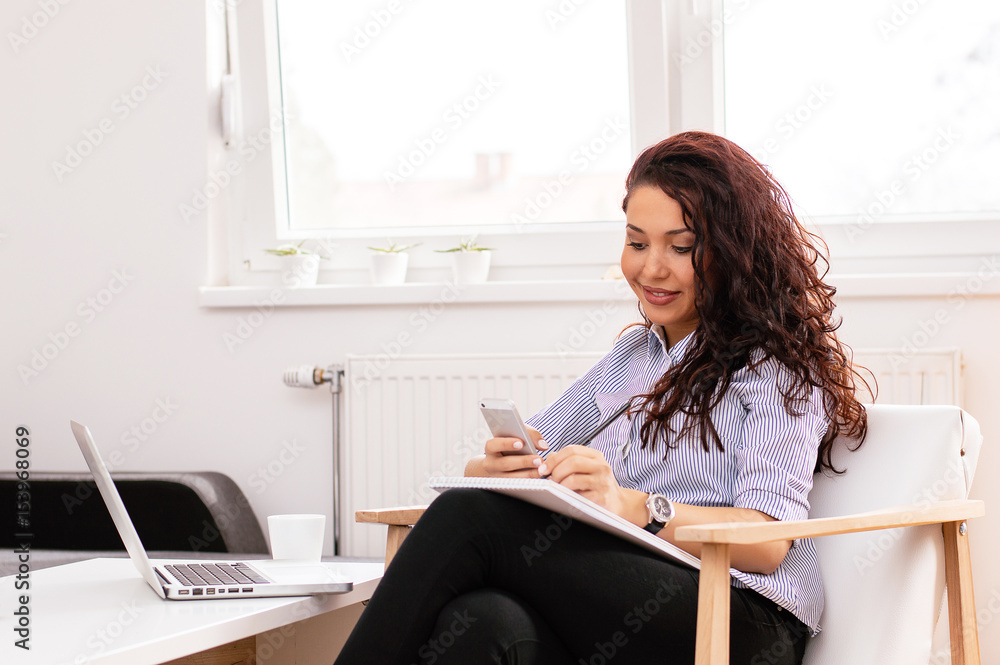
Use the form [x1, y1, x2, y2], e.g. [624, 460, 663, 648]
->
[621, 186, 700, 348]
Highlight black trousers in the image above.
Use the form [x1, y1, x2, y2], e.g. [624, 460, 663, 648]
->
[334, 489, 810, 665]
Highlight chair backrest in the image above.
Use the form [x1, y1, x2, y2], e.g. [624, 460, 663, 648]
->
[803, 404, 983, 664]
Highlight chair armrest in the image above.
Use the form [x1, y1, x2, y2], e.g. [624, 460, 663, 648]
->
[679, 499, 985, 665]
[355, 506, 428, 568]
[355, 506, 428, 526]
[674, 498, 984, 545]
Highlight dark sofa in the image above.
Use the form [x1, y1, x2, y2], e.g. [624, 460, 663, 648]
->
[0, 471, 270, 577]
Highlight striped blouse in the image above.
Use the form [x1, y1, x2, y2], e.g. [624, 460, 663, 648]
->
[526, 324, 827, 634]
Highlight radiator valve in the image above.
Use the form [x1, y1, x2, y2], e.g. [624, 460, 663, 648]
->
[283, 365, 331, 388]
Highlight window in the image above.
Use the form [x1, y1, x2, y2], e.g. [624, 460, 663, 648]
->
[211, 0, 998, 297]
[722, 0, 1000, 220]
[275, 1, 633, 236]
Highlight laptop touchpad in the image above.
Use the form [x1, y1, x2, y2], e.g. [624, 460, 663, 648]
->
[255, 562, 345, 584]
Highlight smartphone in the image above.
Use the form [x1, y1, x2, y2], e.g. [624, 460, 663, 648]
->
[479, 398, 539, 456]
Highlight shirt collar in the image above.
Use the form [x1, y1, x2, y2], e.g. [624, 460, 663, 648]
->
[648, 325, 696, 362]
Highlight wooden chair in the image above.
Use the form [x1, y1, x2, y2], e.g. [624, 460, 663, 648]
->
[357, 404, 984, 665]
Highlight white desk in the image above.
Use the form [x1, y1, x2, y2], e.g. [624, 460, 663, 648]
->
[0, 558, 383, 665]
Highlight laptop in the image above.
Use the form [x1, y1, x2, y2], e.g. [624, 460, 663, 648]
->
[70, 420, 353, 600]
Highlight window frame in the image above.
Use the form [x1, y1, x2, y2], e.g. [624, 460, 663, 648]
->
[203, 0, 1000, 298]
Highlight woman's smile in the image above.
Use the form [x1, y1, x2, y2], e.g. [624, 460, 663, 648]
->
[641, 286, 681, 306]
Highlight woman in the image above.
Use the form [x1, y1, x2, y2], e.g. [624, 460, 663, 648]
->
[334, 131, 869, 665]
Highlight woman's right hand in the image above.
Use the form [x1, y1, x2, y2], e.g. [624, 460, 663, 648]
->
[465, 427, 549, 477]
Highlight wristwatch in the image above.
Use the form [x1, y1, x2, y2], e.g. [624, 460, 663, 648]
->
[644, 493, 675, 534]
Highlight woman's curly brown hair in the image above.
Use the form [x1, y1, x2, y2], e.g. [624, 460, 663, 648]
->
[622, 131, 871, 474]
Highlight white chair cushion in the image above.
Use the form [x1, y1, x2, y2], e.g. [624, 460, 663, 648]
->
[803, 404, 982, 665]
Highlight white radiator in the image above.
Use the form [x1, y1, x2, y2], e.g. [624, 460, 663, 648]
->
[339, 348, 962, 558]
[851, 348, 963, 407]
[341, 352, 603, 557]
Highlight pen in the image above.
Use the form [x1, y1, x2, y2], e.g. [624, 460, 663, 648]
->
[538, 400, 632, 479]
[575, 401, 631, 447]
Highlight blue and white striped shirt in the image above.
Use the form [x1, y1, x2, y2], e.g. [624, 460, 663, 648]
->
[526, 324, 826, 634]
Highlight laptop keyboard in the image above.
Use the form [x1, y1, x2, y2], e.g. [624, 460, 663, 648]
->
[165, 562, 269, 587]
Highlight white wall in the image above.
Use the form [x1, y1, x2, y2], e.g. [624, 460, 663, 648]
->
[2, 1, 998, 660]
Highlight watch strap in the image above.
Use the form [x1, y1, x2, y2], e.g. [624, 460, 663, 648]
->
[643, 520, 665, 535]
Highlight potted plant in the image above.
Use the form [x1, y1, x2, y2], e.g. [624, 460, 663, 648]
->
[367, 240, 421, 285]
[264, 241, 326, 287]
[436, 236, 494, 284]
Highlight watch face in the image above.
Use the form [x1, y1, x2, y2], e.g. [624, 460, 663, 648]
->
[649, 494, 672, 522]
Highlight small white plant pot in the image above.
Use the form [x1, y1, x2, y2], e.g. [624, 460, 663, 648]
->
[452, 250, 491, 284]
[283, 254, 321, 287]
[370, 252, 409, 285]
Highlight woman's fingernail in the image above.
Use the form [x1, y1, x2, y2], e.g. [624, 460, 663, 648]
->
[537, 438, 548, 449]
[513, 440, 522, 449]
[537, 464, 548, 475]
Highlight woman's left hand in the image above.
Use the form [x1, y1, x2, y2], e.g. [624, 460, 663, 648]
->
[538, 445, 642, 522]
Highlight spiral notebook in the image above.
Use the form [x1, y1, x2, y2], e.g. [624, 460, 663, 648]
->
[428, 477, 700, 570]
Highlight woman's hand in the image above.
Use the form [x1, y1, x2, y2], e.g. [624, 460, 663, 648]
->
[465, 427, 549, 478]
[538, 445, 646, 524]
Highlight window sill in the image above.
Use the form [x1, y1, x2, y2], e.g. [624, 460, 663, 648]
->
[198, 279, 633, 308]
[198, 271, 1000, 309]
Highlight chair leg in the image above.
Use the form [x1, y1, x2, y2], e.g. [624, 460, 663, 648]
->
[384, 524, 412, 569]
[694, 543, 731, 665]
[943, 521, 981, 665]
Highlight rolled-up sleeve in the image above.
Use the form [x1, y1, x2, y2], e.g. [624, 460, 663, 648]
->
[526, 360, 605, 456]
[526, 328, 649, 456]
[730, 357, 826, 522]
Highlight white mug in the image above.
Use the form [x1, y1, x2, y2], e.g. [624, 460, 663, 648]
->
[267, 514, 325, 561]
